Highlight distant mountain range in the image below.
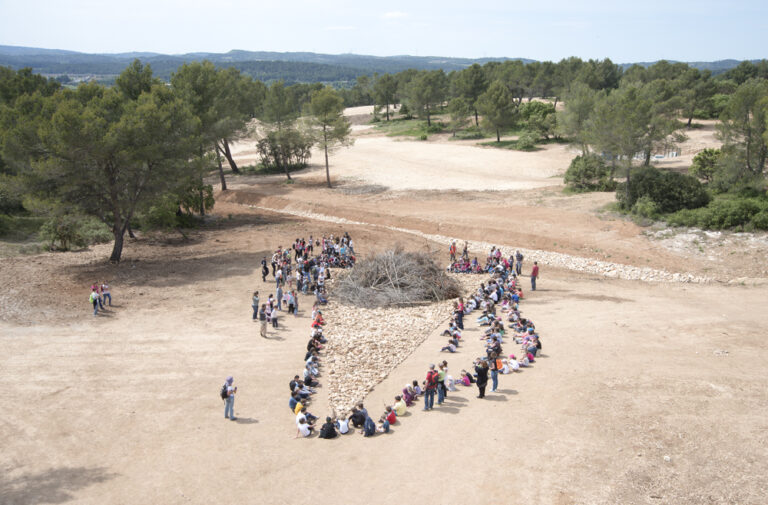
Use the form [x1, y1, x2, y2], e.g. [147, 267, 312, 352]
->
[0, 45, 758, 84]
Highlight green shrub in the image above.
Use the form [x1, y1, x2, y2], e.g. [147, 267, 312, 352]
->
[516, 131, 538, 150]
[564, 154, 616, 192]
[751, 210, 768, 229]
[631, 195, 660, 219]
[419, 134, 428, 141]
[667, 195, 768, 230]
[425, 122, 444, 134]
[618, 166, 709, 213]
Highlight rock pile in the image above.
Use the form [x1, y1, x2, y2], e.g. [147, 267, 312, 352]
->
[321, 302, 454, 414]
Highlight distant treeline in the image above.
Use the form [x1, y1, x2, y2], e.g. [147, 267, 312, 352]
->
[0, 45, 763, 88]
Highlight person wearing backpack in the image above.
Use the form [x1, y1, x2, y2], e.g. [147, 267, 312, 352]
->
[89, 288, 99, 316]
[222, 376, 237, 421]
[515, 250, 524, 275]
[423, 364, 439, 411]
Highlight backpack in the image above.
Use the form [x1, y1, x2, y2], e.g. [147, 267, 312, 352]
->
[220, 383, 228, 400]
[427, 371, 438, 389]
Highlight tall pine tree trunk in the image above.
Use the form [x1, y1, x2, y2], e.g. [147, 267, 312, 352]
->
[496, 128, 501, 142]
[109, 221, 126, 263]
[474, 109, 479, 126]
[216, 145, 227, 191]
[222, 139, 240, 174]
[323, 126, 331, 188]
[386, 102, 390, 121]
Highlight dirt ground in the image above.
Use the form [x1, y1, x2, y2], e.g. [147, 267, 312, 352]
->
[1, 112, 767, 505]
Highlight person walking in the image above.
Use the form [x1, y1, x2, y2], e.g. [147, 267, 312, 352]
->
[261, 257, 269, 282]
[252, 291, 260, 321]
[437, 363, 448, 404]
[276, 284, 283, 311]
[223, 376, 237, 421]
[531, 261, 539, 291]
[101, 281, 112, 307]
[475, 360, 489, 398]
[423, 364, 438, 411]
[259, 304, 268, 338]
[89, 288, 99, 316]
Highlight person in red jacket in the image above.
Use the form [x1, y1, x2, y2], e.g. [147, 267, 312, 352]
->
[423, 364, 439, 411]
[531, 261, 539, 291]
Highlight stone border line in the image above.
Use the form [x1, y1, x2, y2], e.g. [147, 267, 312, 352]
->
[244, 205, 712, 284]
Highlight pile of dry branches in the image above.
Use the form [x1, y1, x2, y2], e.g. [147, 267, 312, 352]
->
[332, 248, 460, 308]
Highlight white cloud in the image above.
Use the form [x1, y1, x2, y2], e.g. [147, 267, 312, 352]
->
[382, 11, 408, 19]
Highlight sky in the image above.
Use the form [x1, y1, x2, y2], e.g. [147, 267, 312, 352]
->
[0, 0, 765, 62]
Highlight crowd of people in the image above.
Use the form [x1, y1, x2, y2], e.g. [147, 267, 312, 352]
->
[219, 234, 546, 438]
[288, 242, 545, 438]
[447, 241, 540, 291]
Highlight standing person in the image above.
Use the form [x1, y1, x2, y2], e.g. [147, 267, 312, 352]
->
[101, 281, 112, 307]
[259, 304, 268, 338]
[271, 251, 279, 277]
[531, 261, 539, 291]
[275, 267, 283, 289]
[291, 290, 299, 317]
[423, 364, 438, 411]
[287, 290, 295, 315]
[252, 291, 260, 321]
[223, 376, 237, 421]
[454, 299, 464, 330]
[271, 303, 279, 329]
[462, 241, 469, 260]
[475, 360, 489, 399]
[489, 352, 499, 392]
[437, 363, 448, 404]
[449, 241, 457, 262]
[89, 288, 99, 316]
[261, 257, 269, 282]
[515, 250, 524, 276]
[276, 284, 283, 311]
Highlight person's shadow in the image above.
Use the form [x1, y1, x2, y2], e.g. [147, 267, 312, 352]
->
[234, 417, 258, 425]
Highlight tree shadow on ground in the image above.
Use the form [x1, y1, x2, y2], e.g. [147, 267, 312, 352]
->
[0, 466, 117, 505]
[70, 251, 267, 289]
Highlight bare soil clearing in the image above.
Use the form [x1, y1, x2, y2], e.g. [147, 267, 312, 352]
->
[1, 112, 766, 505]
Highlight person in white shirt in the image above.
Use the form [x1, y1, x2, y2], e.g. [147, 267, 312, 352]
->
[336, 415, 350, 434]
[296, 418, 312, 438]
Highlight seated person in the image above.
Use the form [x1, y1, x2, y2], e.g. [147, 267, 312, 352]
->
[349, 407, 366, 429]
[393, 395, 407, 416]
[384, 406, 397, 425]
[377, 415, 390, 434]
[441, 339, 457, 353]
[335, 414, 351, 434]
[318, 417, 338, 439]
[296, 417, 313, 438]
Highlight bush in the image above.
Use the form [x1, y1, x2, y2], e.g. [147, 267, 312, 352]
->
[516, 131, 538, 150]
[667, 195, 768, 230]
[419, 134, 428, 141]
[631, 195, 660, 219]
[38, 215, 110, 251]
[425, 122, 444, 133]
[564, 154, 616, 192]
[618, 166, 709, 213]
